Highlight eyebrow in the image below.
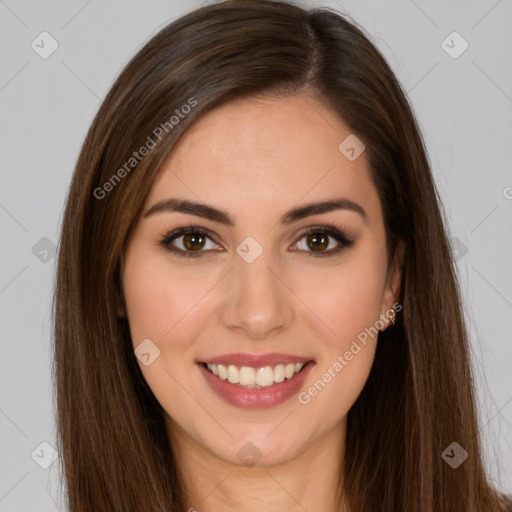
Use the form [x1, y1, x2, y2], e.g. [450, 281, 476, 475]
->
[143, 197, 367, 225]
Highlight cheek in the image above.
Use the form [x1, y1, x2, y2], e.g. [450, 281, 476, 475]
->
[122, 250, 211, 429]
[123, 250, 214, 346]
[298, 255, 386, 348]
[295, 269, 384, 422]
[123, 266, 173, 344]
[292, 249, 385, 409]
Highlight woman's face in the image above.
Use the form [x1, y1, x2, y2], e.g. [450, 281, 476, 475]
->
[122, 94, 401, 468]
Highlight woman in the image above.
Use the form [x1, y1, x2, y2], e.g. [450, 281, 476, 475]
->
[53, 0, 511, 510]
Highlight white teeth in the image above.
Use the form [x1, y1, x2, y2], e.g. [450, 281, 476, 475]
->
[274, 364, 285, 383]
[256, 366, 274, 387]
[217, 364, 228, 380]
[239, 366, 256, 385]
[227, 364, 239, 384]
[205, 362, 306, 388]
[207, 363, 219, 376]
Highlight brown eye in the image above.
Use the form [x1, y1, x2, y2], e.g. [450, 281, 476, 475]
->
[162, 227, 222, 256]
[182, 232, 206, 251]
[306, 233, 329, 251]
[291, 226, 355, 256]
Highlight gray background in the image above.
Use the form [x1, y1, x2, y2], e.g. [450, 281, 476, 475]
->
[1, 0, 511, 510]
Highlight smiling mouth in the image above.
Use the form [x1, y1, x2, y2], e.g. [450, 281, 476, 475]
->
[200, 361, 312, 389]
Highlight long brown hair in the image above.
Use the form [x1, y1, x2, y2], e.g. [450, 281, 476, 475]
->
[53, 0, 511, 510]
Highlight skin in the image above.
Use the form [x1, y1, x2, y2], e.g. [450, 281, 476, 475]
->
[122, 94, 404, 512]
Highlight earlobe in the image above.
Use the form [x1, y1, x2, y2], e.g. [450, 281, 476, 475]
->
[379, 239, 405, 331]
[388, 307, 397, 326]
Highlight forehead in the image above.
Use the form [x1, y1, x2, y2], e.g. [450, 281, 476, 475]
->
[146, 94, 380, 221]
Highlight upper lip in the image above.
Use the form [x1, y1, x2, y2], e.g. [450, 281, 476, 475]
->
[198, 352, 314, 368]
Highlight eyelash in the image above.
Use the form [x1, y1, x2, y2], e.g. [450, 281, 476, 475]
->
[159, 225, 355, 258]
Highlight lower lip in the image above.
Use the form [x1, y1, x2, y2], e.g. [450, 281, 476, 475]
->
[198, 362, 315, 409]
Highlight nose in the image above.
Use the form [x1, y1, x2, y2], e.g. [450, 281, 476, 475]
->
[220, 253, 295, 340]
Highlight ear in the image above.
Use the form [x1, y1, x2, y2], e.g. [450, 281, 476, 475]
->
[379, 239, 405, 329]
